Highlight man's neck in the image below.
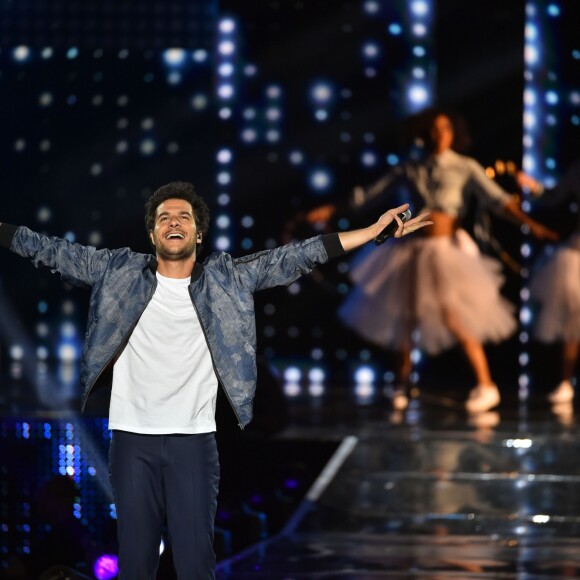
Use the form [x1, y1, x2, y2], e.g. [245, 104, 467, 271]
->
[156, 256, 196, 279]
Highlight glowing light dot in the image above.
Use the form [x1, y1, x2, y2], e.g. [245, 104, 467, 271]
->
[192, 49, 208, 62]
[13, 46, 30, 61]
[410, 0, 429, 16]
[217, 149, 233, 163]
[218, 41, 235, 56]
[163, 49, 186, 66]
[219, 19, 236, 33]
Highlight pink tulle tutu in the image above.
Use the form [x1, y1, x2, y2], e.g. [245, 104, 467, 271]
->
[338, 230, 517, 354]
[529, 234, 580, 342]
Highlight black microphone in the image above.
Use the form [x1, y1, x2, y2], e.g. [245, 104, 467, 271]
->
[374, 209, 412, 245]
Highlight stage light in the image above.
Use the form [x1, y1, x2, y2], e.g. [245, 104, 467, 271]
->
[520, 243, 532, 258]
[37, 206, 52, 222]
[354, 382, 375, 402]
[93, 554, 118, 580]
[191, 94, 208, 110]
[167, 71, 182, 85]
[362, 42, 380, 59]
[215, 236, 231, 251]
[388, 23, 402, 35]
[308, 383, 325, 397]
[218, 63, 234, 77]
[363, 1, 380, 15]
[266, 85, 282, 99]
[361, 151, 377, 167]
[519, 306, 532, 325]
[219, 18, 236, 34]
[309, 168, 333, 191]
[37, 347, 49, 361]
[407, 84, 429, 107]
[387, 154, 400, 165]
[217, 149, 233, 164]
[241, 216, 254, 228]
[116, 141, 128, 154]
[192, 49, 209, 62]
[412, 23, 427, 37]
[265, 107, 281, 121]
[216, 215, 231, 229]
[90, 163, 103, 176]
[58, 344, 78, 363]
[217, 193, 230, 205]
[522, 153, 535, 172]
[310, 82, 333, 105]
[410, 0, 429, 17]
[66, 48, 79, 60]
[289, 151, 304, 164]
[524, 45, 539, 65]
[265, 129, 280, 142]
[314, 110, 328, 121]
[283, 383, 301, 397]
[41, 47, 53, 59]
[525, 23, 538, 41]
[218, 107, 232, 119]
[546, 3, 560, 17]
[217, 84, 234, 99]
[140, 139, 156, 155]
[241, 128, 258, 143]
[519, 353, 530, 366]
[13, 46, 30, 62]
[284, 367, 301, 382]
[412, 46, 426, 57]
[217, 171, 231, 185]
[308, 368, 325, 383]
[354, 366, 375, 383]
[39, 92, 54, 107]
[218, 41, 235, 56]
[163, 48, 187, 67]
[545, 90, 558, 105]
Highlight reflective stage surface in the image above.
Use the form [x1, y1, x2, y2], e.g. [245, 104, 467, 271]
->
[216, 392, 580, 579]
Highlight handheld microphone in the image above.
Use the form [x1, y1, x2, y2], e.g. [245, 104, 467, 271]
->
[374, 209, 412, 245]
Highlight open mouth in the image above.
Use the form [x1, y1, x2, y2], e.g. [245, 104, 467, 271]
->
[166, 232, 185, 240]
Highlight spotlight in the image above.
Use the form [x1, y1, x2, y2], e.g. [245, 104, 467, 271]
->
[93, 554, 119, 580]
[163, 48, 186, 67]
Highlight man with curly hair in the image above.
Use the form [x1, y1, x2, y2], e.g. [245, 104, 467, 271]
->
[0, 181, 430, 578]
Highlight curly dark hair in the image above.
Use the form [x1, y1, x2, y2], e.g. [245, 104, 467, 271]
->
[144, 181, 211, 243]
[403, 106, 472, 153]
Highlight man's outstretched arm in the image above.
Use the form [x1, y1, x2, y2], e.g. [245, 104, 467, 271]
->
[338, 203, 431, 253]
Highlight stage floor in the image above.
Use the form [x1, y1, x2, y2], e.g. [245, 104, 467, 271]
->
[216, 390, 580, 579]
[1, 370, 579, 578]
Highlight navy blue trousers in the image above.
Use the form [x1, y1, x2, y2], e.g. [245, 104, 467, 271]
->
[108, 431, 220, 580]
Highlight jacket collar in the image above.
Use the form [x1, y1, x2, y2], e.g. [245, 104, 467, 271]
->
[147, 254, 204, 281]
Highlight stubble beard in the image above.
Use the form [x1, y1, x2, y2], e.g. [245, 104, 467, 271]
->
[154, 237, 197, 262]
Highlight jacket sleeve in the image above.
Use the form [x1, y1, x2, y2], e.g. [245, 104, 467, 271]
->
[1, 224, 112, 288]
[231, 233, 345, 293]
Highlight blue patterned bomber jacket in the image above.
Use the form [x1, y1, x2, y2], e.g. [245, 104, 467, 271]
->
[0, 224, 345, 428]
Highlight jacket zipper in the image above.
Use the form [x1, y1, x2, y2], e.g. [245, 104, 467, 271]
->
[189, 288, 245, 430]
[83, 277, 157, 411]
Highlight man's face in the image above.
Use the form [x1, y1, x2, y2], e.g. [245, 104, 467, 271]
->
[150, 198, 201, 261]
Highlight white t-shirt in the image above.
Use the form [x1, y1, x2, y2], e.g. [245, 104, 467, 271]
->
[109, 272, 218, 434]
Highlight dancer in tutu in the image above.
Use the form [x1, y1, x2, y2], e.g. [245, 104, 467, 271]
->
[518, 161, 580, 405]
[309, 108, 558, 413]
